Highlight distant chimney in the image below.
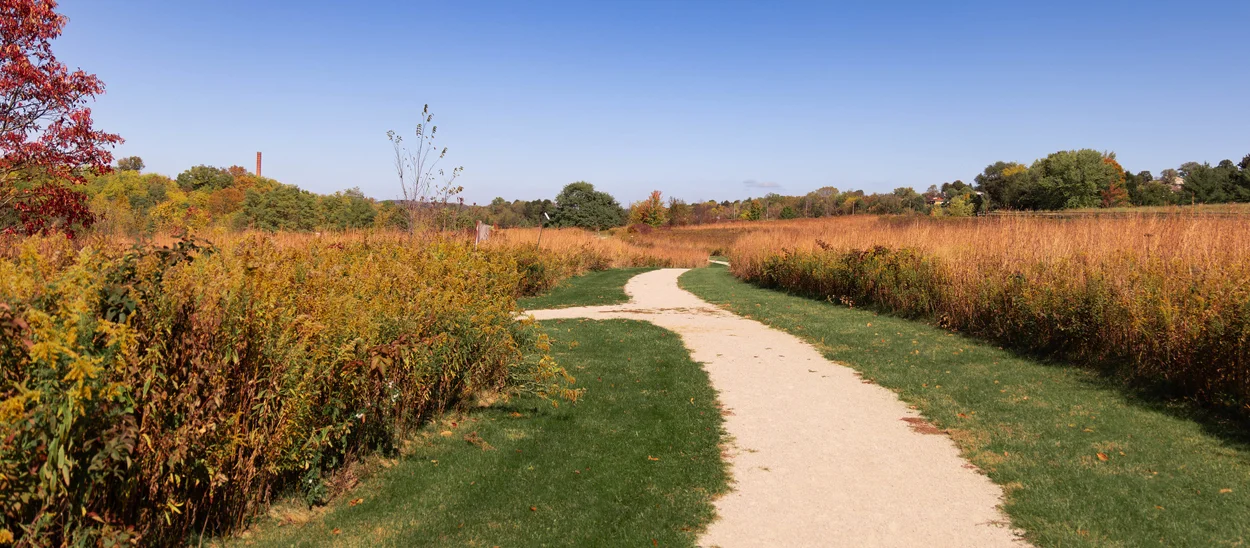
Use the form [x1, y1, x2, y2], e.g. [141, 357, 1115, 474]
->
[256, 152, 262, 177]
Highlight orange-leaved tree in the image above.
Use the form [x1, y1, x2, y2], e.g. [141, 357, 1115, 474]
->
[1100, 157, 1130, 207]
[629, 190, 667, 227]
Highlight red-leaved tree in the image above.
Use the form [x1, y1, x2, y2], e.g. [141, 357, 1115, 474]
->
[0, 0, 121, 237]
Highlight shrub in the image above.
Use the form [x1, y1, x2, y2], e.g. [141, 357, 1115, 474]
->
[0, 234, 574, 546]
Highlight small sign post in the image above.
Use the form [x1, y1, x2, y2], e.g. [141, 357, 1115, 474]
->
[537, 212, 550, 247]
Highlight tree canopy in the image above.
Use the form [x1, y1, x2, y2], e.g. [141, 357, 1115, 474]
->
[0, 0, 122, 237]
[550, 182, 625, 230]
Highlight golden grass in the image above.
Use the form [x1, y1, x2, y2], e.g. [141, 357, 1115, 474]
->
[668, 215, 1250, 408]
[719, 215, 1250, 269]
[491, 227, 709, 268]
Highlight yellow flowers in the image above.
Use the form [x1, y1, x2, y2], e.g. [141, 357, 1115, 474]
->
[2, 233, 580, 544]
[0, 395, 28, 423]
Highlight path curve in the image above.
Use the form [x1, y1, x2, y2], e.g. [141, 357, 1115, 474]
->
[527, 269, 1025, 547]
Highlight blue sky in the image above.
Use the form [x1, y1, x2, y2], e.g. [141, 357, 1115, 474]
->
[56, 0, 1250, 205]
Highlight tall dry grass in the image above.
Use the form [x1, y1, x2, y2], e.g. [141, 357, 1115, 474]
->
[490, 227, 709, 268]
[723, 215, 1250, 269]
[717, 215, 1250, 409]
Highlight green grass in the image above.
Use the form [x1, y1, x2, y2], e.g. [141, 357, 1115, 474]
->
[680, 265, 1250, 547]
[518, 267, 655, 310]
[232, 319, 727, 547]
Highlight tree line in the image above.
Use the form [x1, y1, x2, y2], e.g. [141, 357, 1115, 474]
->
[57, 145, 1250, 237]
[8, 147, 1249, 238]
[79, 159, 404, 235]
[472, 148, 1250, 230]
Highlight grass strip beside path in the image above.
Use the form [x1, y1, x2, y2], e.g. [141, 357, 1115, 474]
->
[233, 319, 727, 547]
[518, 267, 656, 310]
[680, 266, 1250, 547]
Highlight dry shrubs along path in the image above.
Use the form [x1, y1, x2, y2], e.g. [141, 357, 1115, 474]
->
[527, 268, 1025, 547]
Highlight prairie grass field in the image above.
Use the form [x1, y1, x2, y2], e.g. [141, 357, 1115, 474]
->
[680, 266, 1250, 547]
[632, 214, 1250, 411]
[6, 211, 1250, 546]
[491, 226, 711, 268]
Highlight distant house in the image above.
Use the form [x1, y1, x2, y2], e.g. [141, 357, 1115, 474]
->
[1168, 176, 1185, 192]
[925, 194, 946, 206]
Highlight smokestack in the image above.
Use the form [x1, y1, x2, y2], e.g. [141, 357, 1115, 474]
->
[256, 152, 262, 177]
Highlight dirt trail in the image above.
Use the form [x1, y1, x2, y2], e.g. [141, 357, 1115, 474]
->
[526, 268, 1025, 547]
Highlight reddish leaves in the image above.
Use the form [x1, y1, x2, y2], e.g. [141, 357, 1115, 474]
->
[0, 0, 123, 237]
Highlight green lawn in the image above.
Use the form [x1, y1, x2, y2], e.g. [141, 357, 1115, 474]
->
[230, 319, 727, 547]
[680, 265, 1250, 547]
[518, 267, 655, 310]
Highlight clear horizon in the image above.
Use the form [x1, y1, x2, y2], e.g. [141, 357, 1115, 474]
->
[56, 0, 1250, 205]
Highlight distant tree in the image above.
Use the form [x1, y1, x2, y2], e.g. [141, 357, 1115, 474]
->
[974, 162, 1032, 210]
[806, 186, 839, 217]
[176, 165, 234, 191]
[375, 201, 410, 230]
[0, 0, 123, 237]
[946, 195, 974, 217]
[891, 187, 926, 212]
[387, 104, 464, 232]
[1178, 161, 1203, 179]
[1099, 157, 1130, 207]
[116, 156, 144, 172]
[207, 186, 245, 216]
[240, 184, 319, 231]
[1100, 182, 1130, 207]
[1029, 149, 1118, 209]
[1181, 161, 1240, 203]
[629, 190, 668, 227]
[523, 199, 555, 226]
[940, 180, 970, 199]
[1135, 180, 1178, 206]
[550, 182, 625, 229]
[739, 198, 764, 220]
[667, 197, 693, 226]
[320, 187, 377, 229]
[1239, 155, 1250, 197]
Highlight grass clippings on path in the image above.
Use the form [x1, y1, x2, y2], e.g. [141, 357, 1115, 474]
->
[231, 319, 727, 547]
[680, 265, 1250, 547]
[518, 267, 656, 310]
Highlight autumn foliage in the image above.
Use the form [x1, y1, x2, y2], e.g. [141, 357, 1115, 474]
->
[721, 215, 1250, 409]
[0, 0, 121, 237]
[0, 234, 578, 545]
[629, 190, 668, 228]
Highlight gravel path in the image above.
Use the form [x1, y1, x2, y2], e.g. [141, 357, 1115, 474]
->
[526, 268, 1025, 547]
